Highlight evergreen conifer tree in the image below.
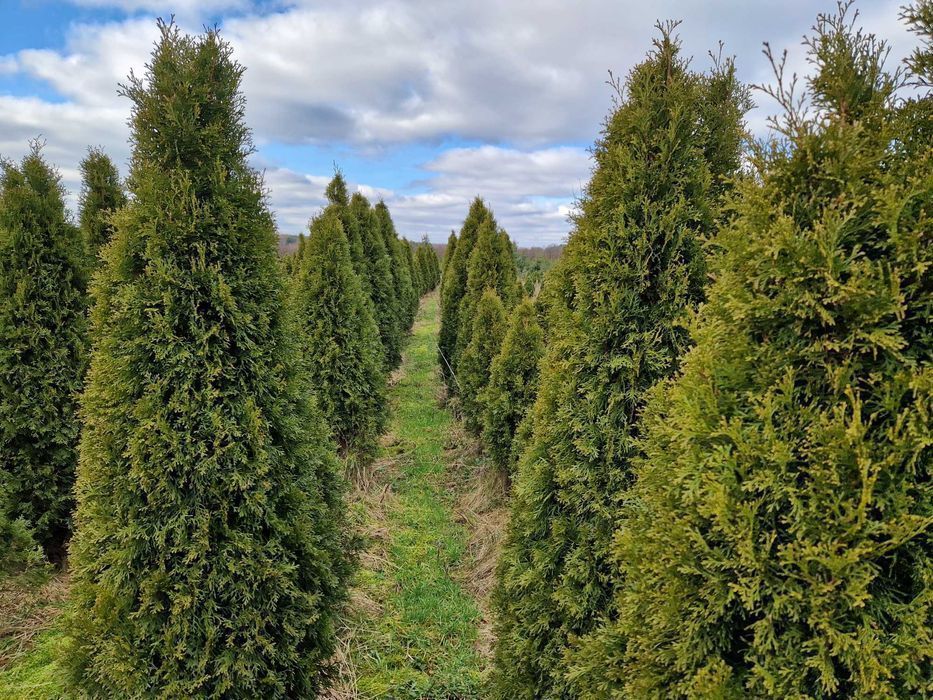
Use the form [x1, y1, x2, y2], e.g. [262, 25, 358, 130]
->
[491, 24, 749, 698]
[79, 147, 126, 264]
[583, 7, 932, 697]
[442, 230, 457, 279]
[458, 289, 507, 433]
[481, 299, 544, 477]
[351, 193, 400, 368]
[401, 237, 421, 317]
[293, 208, 387, 460]
[66, 24, 352, 698]
[0, 146, 88, 556]
[374, 201, 415, 336]
[455, 217, 519, 365]
[416, 236, 440, 293]
[438, 198, 493, 390]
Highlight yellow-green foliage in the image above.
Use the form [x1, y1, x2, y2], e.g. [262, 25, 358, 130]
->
[491, 23, 749, 699]
[458, 289, 506, 433]
[481, 299, 543, 476]
[293, 207, 387, 460]
[577, 6, 932, 697]
[0, 146, 88, 555]
[65, 23, 352, 698]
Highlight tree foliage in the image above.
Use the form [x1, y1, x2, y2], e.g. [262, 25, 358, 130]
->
[581, 6, 932, 697]
[481, 299, 544, 476]
[491, 23, 749, 699]
[414, 235, 440, 295]
[457, 289, 507, 433]
[455, 217, 519, 366]
[350, 192, 401, 369]
[293, 207, 387, 460]
[375, 201, 416, 355]
[438, 198, 494, 391]
[79, 147, 126, 264]
[0, 146, 88, 556]
[66, 23, 352, 698]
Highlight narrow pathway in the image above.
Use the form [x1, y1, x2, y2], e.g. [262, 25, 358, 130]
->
[335, 292, 484, 699]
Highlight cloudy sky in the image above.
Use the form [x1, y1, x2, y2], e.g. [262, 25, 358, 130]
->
[0, 0, 916, 245]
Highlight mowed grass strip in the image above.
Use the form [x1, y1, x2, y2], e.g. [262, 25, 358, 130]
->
[341, 291, 483, 699]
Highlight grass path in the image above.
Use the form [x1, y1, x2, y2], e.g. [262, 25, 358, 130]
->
[334, 291, 485, 698]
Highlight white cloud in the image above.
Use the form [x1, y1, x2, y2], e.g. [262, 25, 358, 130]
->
[261, 145, 589, 245]
[0, 0, 919, 245]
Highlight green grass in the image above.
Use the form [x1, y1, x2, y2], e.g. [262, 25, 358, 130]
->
[0, 629, 67, 700]
[0, 291, 484, 699]
[345, 291, 484, 699]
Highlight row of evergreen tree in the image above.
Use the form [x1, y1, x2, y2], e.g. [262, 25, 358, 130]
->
[0, 21, 437, 697]
[437, 199, 548, 481]
[476, 2, 931, 698]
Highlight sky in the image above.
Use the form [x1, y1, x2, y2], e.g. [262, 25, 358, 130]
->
[0, 0, 918, 245]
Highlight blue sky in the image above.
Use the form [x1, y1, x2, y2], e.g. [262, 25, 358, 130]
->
[0, 0, 915, 245]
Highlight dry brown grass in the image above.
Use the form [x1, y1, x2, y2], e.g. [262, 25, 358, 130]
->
[0, 570, 70, 669]
[324, 434, 404, 699]
[445, 422, 510, 661]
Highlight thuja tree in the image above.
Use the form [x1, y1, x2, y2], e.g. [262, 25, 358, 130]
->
[458, 288, 507, 433]
[589, 7, 932, 698]
[323, 171, 369, 293]
[0, 147, 88, 556]
[455, 217, 519, 366]
[401, 237, 422, 316]
[293, 208, 387, 460]
[481, 299, 544, 477]
[79, 147, 126, 264]
[442, 230, 457, 279]
[373, 201, 415, 335]
[490, 24, 749, 699]
[414, 236, 439, 294]
[438, 198, 493, 391]
[407, 239, 425, 297]
[66, 24, 352, 698]
[350, 192, 400, 368]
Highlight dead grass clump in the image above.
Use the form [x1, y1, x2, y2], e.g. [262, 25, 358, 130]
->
[0, 569, 70, 668]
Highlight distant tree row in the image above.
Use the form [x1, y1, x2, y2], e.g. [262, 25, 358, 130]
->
[438, 199, 545, 480]
[0, 20, 436, 697]
[487, 2, 932, 699]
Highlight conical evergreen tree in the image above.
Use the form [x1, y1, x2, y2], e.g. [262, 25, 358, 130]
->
[401, 237, 421, 318]
[376, 202, 416, 333]
[0, 146, 88, 556]
[438, 198, 493, 391]
[319, 171, 379, 337]
[491, 24, 749, 699]
[481, 299, 544, 477]
[324, 169, 349, 207]
[351, 193, 400, 368]
[585, 7, 932, 697]
[428, 238, 441, 288]
[293, 208, 387, 460]
[66, 24, 352, 698]
[442, 230, 457, 279]
[458, 289, 507, 433]
[414, 235, 440, 294]
[79, 147, 126, 264]
[455, 217, 519, 365]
